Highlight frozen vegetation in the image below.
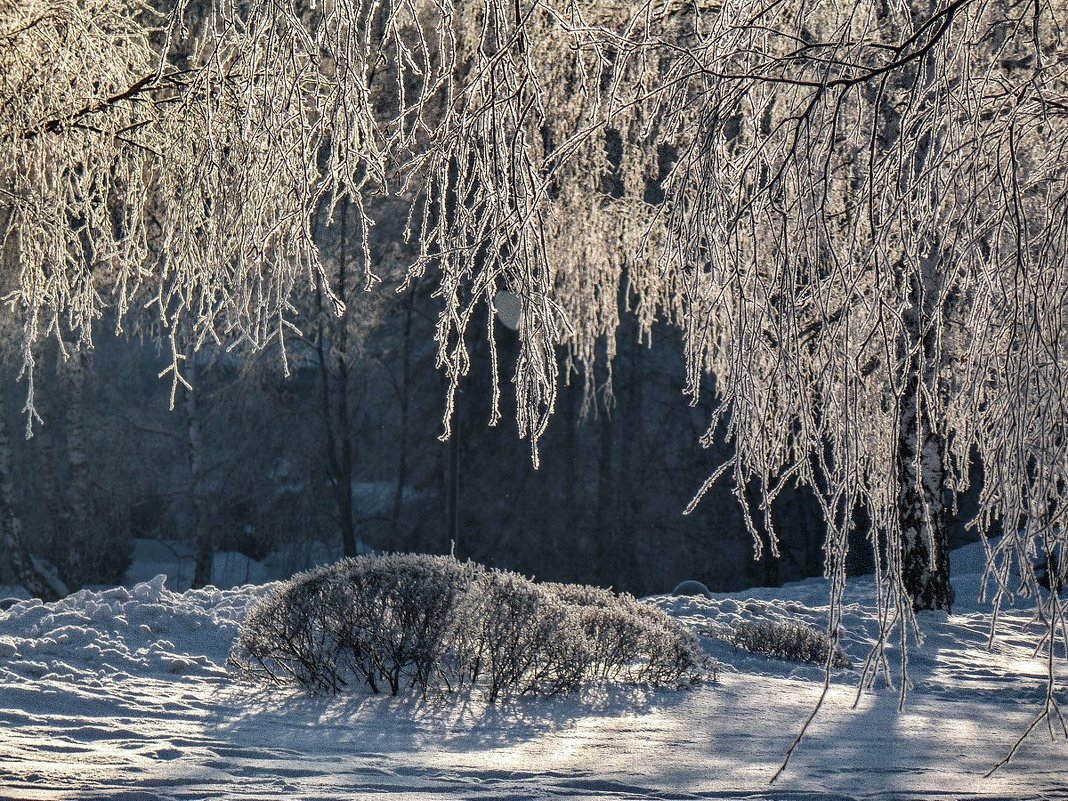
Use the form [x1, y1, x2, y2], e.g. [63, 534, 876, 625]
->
[230, 554, 709, 698]
[0, 542, 1063, 800]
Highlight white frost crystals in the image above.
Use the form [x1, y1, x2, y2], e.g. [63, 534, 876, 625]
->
[3, 0, 1068, 739]
[1, 0, 438, 406]
[229, 553, 712, 700]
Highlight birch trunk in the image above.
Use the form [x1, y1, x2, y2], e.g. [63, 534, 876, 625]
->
[897, 378, 953, 611]
[893, 29, 952, 613]
[897, 267, 953, 612]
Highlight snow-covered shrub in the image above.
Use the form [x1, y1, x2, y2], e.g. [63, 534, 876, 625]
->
[230, 554, 479, 695]
[456, 571, 588, 701]
[542, 582, 620, 608]
[545, 583, 709, 687]
[623, 603, 711, 686]
[567, 604, 643, 680]
[726, 619, 851, 669]
[231, 567, 349, 693]
[232, 555, 712, 700]
[330, 554, 482, 695]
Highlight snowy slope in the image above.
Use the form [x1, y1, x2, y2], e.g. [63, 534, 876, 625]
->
[0, 544, 1064, 800]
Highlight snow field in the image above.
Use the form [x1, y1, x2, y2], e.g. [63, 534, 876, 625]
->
[0, 543, 1064, 800]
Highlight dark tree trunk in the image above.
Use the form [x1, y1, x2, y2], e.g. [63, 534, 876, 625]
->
[446, 419, 460, 556]
[390, 288, 415, 541]
[316, 198, 358, 559]
[335, 203, 357, 559]
[64, 349, 92, 535]
[561, 370, 583, 567]
[617, 327, 645, 594]
[186, 356, 213, 589]
[336, 346, 357, 559]
[0, 392, 66, 601]
[595, 402, 617, 588]
[50, 346, 95, 590]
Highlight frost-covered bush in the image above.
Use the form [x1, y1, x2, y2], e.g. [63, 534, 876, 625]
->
[542, 582, 620, 608]
[231, 554, 712, 700]
[231, 554, 479, 695]
[625, 603, 711, 686]
[456, 572, 587, 701]
[330, 553, 483, 695]
[545, 582, 709, 686]
[231, 567, 349, 693]
[726, 619, 851, 669]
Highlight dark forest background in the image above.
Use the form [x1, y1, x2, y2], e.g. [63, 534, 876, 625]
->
[0, 194, 983, 599]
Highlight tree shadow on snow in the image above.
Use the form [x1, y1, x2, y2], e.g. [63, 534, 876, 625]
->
[207, 679, 698, 756]
[776, 610, 1065, 798]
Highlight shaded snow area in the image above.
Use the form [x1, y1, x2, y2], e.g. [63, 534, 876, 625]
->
[0, 545, 1064, 800]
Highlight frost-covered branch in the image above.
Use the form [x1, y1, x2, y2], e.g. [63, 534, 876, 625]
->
[2, 0, 1066, 742]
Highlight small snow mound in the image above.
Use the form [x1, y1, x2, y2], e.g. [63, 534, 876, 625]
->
[0, 578, 273, 685]
[133, 574, 169, 599]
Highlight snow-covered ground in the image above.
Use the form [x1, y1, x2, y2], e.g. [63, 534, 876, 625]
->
[0, 544, 1064, 800]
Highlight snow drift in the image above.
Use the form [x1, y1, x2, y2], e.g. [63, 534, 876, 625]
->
[0, 543, 1063, 800]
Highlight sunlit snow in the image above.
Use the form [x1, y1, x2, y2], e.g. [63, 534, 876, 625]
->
[0, 543, 1063, 800]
